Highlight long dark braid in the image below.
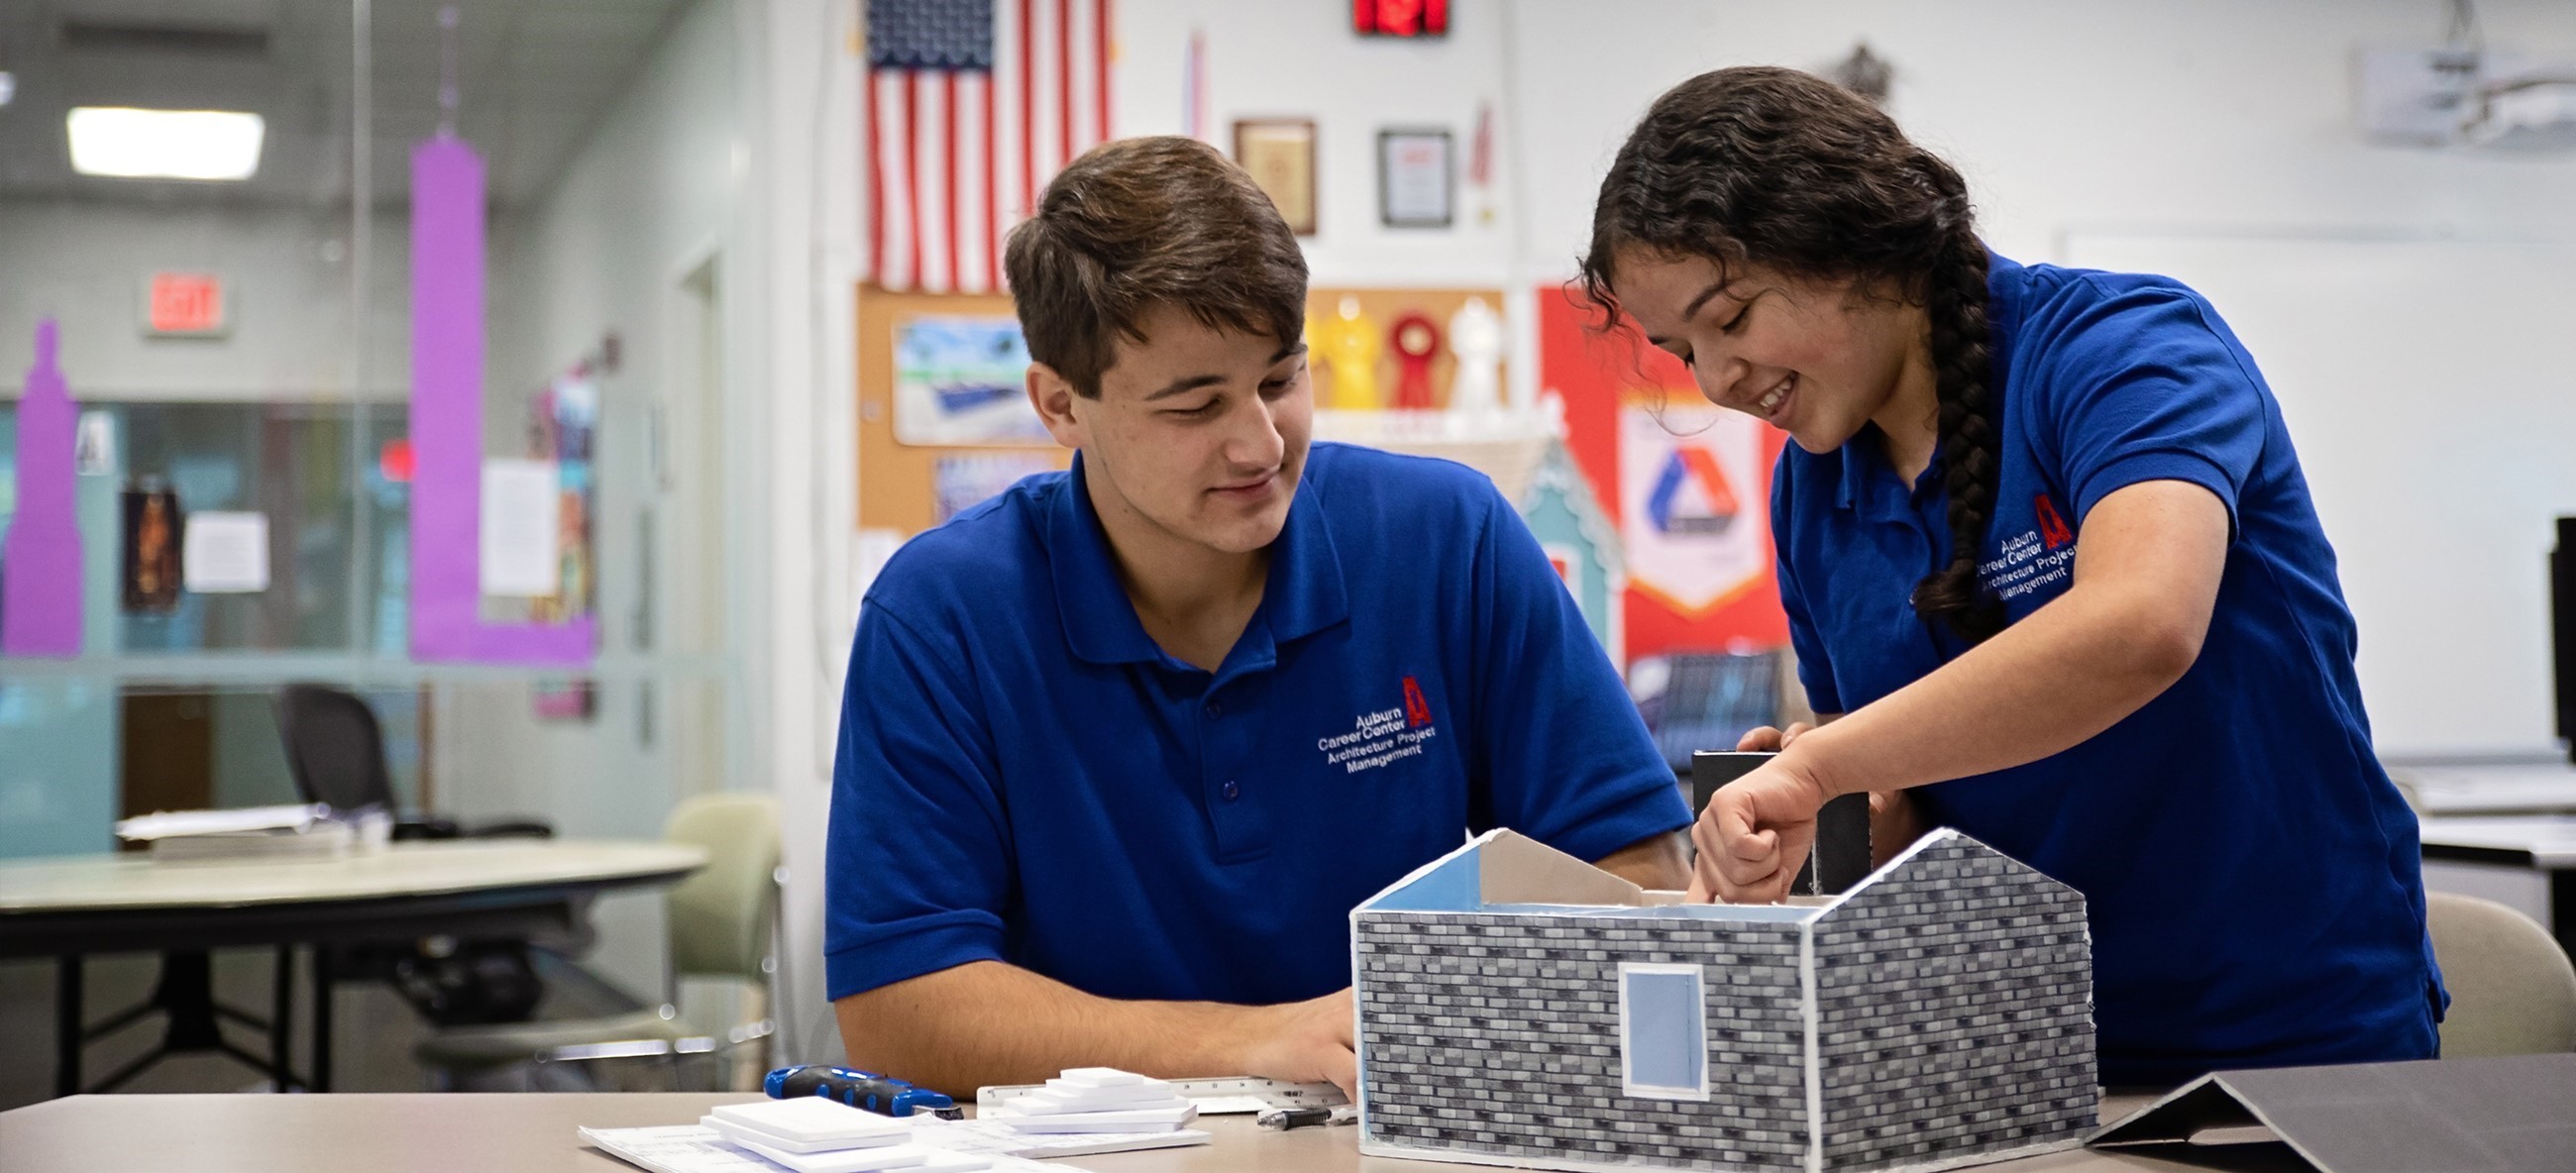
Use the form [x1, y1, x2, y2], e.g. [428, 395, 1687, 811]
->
[1916, 210, 2006, 640]
[1577, 66, 2006, 643]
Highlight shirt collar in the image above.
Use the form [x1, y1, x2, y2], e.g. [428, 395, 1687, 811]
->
[1835, 434, 1870, 511]
[1046, 451, 1349, 668]
[1259, 455, 1349, 644]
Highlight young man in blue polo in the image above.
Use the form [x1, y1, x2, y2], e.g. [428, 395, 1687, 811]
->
[826, 137, 1690, 1097]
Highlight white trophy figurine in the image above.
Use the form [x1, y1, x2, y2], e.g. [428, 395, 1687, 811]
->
[1446, 296, 1506, 418]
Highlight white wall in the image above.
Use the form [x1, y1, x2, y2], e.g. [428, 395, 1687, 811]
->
[1500, 0, 2576, 269]
[0, 200, 410, 402]
[429, 0, 768, 1006]
[751, 0, 863, 1067]
[1114, 0, 1522, 289]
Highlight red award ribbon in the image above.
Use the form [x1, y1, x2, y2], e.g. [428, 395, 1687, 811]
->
[1389, 312, 1442, 410]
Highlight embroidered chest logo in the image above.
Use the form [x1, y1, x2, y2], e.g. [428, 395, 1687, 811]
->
[1979, 493, 2080, 603]
[1317, 676, 1442, 774]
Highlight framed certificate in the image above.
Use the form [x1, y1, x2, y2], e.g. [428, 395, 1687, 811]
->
[1377, 128, 1452, 229]
[1233, 118, 1319, 236]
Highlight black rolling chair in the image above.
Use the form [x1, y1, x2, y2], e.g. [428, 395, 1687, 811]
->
[274, 684, 552, 840]
[273, 686, 562, 1069]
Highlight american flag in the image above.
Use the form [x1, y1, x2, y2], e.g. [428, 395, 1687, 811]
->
[866, 0, 1113, 294]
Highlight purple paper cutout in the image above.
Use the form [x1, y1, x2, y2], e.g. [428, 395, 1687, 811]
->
[2, 319, 84, 658]
[408, 135, 595, 666]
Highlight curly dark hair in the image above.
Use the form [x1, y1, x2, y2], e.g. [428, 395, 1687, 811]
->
[1578, 66, 2004, 643]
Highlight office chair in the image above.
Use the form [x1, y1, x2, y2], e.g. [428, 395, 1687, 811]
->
[414, 792, 782, 1091]
[274, 684, 552, 840]
[274, 684, 558, 1026]
[2426, 892, 2576, 1057]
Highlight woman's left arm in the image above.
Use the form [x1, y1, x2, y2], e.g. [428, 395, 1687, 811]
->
[1693, 479, 2230, 901]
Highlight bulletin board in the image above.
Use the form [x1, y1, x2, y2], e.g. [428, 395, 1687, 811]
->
[1304, 286, 1510, 412]
[857, 285, 1513, 535]
[855, 286, 1070, 535]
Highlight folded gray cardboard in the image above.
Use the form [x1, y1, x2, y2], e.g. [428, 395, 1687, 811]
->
[2091, 1053, 2576, 1173]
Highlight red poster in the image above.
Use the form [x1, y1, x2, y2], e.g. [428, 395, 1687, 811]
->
[1537, 286, 1789, 662]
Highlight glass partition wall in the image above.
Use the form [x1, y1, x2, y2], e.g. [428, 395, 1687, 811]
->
[0, 0, 750, 1100]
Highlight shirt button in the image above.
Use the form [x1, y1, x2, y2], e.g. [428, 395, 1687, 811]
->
[1222, 781, 1241, 801]
[1205, 700, 1223, 718]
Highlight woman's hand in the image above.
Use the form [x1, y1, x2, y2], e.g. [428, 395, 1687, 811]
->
[1733, 722, 1816, 753]
[1687, 744, 1834, 905]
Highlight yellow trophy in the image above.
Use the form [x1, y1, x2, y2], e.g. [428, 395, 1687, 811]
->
[1315, 296, 1384, 410]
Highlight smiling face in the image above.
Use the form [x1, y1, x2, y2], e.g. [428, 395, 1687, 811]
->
[1034, 302, 1312, 562]
[1610, 251, 1935, 457]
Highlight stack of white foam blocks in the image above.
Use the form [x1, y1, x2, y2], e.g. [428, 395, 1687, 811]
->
[996, 1068, 1198, 1133]
[701, 1099, 989, 1173]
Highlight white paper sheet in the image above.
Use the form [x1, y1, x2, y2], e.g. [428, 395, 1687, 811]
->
[181, 511, 268, 593]
[581, 1126, 1080, 1173]
[480, 459, 560, 596]
[910, 1118, 1210, 1159]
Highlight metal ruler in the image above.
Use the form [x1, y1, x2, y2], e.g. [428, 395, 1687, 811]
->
[976, 1076, 1346, 1115]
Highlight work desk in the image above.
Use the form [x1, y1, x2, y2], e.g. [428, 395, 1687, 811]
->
[0, 839, 706, 1097]
[0, 1093, 2190, 1172]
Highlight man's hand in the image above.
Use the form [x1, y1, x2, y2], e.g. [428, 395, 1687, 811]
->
[1686, 748, 1833, 905]
[1231, 989, 1355, 1099]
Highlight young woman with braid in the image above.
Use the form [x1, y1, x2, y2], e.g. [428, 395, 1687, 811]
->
[1582, 66, 2441, 1085]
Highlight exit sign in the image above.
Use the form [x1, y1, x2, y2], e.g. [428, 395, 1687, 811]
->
[1353, 0, 1447, 37]
[144, 271, 228, 337]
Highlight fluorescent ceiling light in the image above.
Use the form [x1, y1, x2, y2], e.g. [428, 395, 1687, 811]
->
[66, 107, 265, 180]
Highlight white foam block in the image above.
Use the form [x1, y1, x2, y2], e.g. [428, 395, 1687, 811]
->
[708, 1099, 912, 1146]
[700, 1108, 912, 1154]
[701, 1119, 865, 1157]
[999, 1104, 1197, 1133]
[1005, 1090, 1188, 1116]
[727, 1136, 952, 1173]
[1033, 1079, 1178, 1106]
[1052, 1067, 1146, 1088]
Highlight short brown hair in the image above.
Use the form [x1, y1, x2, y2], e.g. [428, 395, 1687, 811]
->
[1003, 136, 1308, 397]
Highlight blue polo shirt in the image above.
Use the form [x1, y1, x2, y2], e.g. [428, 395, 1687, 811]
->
[826, 442, 1689, 1005]
[1773, 254, 2443, 1085]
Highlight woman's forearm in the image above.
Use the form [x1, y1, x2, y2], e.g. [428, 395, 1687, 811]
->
[1792, 482, 2230, 799]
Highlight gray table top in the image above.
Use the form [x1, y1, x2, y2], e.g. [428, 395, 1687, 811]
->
[0, 839, 707, 913]
[2416, 814, 2576, 869]
[2390, 761, 2576, 815]
[0, 1092, 2193, 1173]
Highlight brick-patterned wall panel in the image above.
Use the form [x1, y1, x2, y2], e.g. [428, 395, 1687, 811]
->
[1809, 837, 2096, 1171]
[1356, 911, 1811, 1172]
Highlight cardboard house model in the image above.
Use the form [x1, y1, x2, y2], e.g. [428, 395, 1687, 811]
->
[1350, 828, 2097, 1173]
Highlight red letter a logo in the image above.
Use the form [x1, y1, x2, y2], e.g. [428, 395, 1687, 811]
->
[2035, 493, 2074, 550]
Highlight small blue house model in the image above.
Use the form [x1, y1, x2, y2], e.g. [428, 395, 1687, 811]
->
[1350, 828, 2098, 1173]
[1516, 434, 1626, 666]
